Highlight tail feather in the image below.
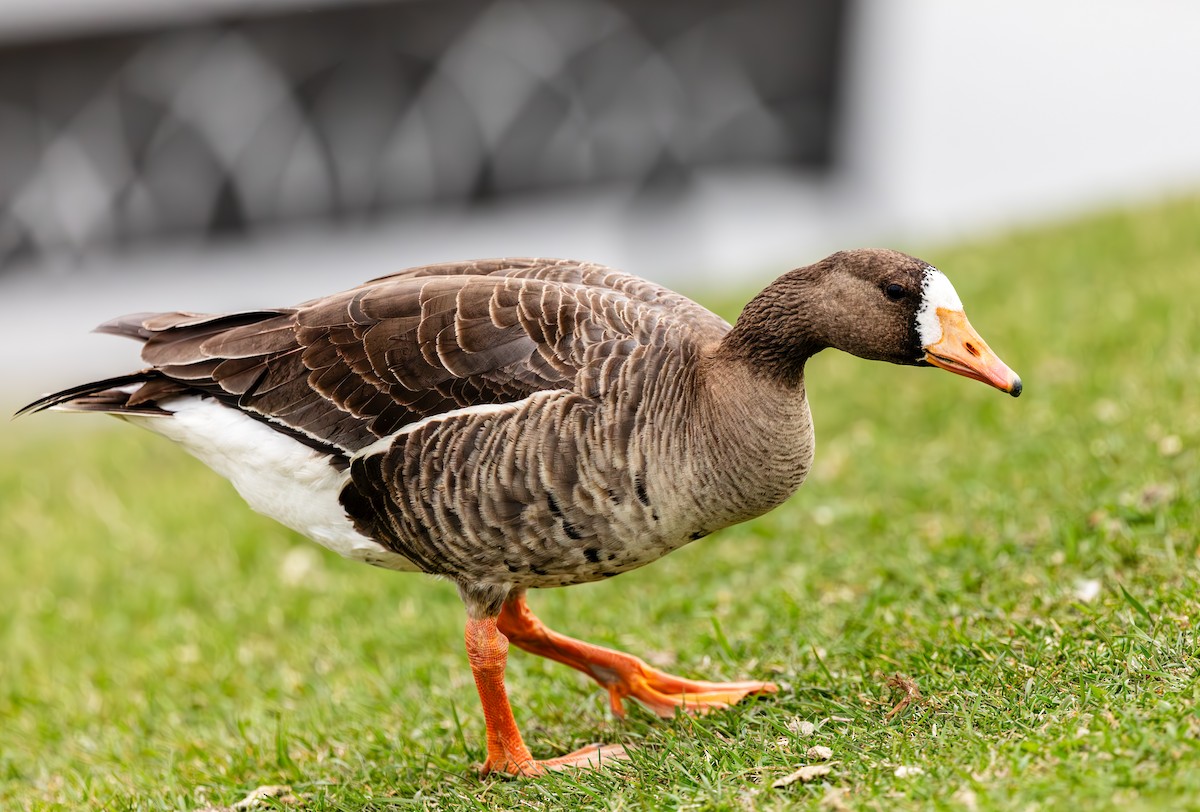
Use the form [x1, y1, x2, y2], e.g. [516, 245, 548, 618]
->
[14, 372, 172, 418]
[93, 312, 164, 341]
[17, 309, 285, 419]
[95, 310, 288, 342]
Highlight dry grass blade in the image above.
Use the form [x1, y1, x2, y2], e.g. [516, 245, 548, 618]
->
[884, 673, 921, 721]
[773, 764, 834, 788]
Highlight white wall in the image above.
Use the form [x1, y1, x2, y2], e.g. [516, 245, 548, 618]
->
[843, 0, 1200, 242]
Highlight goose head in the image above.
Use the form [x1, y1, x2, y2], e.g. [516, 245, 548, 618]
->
[719, 248, 1022, 396]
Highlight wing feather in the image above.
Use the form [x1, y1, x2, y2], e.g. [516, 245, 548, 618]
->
[27, 259, 728, 461]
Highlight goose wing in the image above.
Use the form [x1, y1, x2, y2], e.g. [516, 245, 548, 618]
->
[361, 257, 730, 339]
[38, 259, 727, 460]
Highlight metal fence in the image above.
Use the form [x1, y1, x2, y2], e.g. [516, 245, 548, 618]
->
[0, 0, 847, 269]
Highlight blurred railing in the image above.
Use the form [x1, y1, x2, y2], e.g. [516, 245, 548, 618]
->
[0, 0, 847, 270]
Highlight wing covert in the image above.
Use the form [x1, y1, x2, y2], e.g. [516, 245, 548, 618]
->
[103, 259, 724, 457]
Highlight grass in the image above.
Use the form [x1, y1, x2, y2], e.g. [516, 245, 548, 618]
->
[2, 196, 1200, 811]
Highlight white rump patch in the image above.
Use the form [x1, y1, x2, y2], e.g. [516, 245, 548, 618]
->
[123, 396, 417, 571]
[915, 267, 965, 346]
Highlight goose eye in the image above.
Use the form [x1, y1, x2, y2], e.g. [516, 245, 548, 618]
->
[885, 283, 906, 301]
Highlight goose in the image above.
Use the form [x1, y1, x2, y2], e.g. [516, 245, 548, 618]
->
[19, 249, 1021, 777]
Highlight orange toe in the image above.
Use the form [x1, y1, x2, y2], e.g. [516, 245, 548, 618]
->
[483, 742, 629, 778]
[611, 670, 778, 718]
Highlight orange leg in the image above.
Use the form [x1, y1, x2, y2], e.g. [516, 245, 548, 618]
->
[496, 593, 777, 718]
[465, 616, 627, 777]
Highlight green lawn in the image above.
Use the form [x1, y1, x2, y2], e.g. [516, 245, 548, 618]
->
[2, 197, 1199, 811]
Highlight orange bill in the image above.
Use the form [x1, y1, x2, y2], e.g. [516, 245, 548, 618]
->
[923, 308, 1022, 397]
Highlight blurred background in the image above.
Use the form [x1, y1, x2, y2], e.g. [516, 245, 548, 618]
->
[2, 0, 1199, 399]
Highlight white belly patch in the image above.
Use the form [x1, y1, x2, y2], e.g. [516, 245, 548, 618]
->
[123, 396, 417, 571]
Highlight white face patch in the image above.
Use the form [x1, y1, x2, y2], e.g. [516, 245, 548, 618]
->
[915, 267, 965, 347]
